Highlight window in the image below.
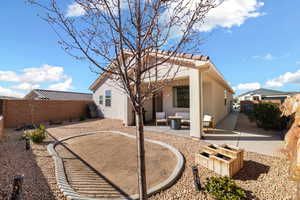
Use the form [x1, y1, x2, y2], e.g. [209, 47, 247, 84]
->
[99, 95, 103, 105]
[173, 86, 189, 108]
[253, 96, 259, 101]
[245, 96, 251, 100]
[105, 90, 112, 107]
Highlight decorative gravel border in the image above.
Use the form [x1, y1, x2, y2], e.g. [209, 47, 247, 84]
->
[47, 130, 185, 200]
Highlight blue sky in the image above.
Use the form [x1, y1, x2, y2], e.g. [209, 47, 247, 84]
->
[0, 0, 299, 97]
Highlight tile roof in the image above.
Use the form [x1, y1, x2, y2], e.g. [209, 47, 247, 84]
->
[28, 89, 93, 101]
[238, 88, 293, 97]
[154, 50, 210, 61]
[89, 51, 210, 91]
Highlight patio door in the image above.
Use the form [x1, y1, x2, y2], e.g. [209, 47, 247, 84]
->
[152, 92, 163, 120]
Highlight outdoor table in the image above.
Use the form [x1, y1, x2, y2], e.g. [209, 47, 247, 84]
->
[168, 116, 182, 130]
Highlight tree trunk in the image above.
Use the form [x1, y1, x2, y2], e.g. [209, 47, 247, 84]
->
[135, 106, 148, 200]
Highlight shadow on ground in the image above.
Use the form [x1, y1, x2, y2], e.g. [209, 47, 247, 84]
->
[245, 189, 260, 200]
[233, 160, 270, 181]
[55, 140, 131, 198]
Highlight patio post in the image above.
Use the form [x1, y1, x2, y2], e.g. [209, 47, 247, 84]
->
[189, 68, 203, 139]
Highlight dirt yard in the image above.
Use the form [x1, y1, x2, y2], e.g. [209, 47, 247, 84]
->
[56, 133, 176, 195]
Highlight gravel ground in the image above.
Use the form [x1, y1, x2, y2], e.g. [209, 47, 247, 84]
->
[0, 117, 295, 200]
[0, 130, 66, 200]
[47, 118, 297, 200]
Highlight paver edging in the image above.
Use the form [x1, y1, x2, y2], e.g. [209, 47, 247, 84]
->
[47, 130, 185, 200]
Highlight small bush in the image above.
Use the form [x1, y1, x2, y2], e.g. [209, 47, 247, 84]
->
[249, 102, 288, 130]
[204, 176, 246, 200]
[25, 125, 46, 144]
[79, 116, 86, 121]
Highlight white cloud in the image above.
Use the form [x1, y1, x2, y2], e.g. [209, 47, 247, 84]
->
[0, 71, 19, 82]
[0, 64, 73, 93]
[66, 2, 86, 17]
[233, 82, 261, 91]
[0, 86, 24, 98]
[265, 70, 300, 88]
[67, 0, 264, 32]
[263, 53, 274, 60]
[12, 82, 40, 90]
[22, 64, 66, 83]
[198, 0, 265, 32]
[48, 78, 73, 91]
[0, 64, 67, 83]
[253, 53, 276, 61]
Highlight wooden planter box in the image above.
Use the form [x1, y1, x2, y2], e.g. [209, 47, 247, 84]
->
[195, 151, 214, 169]
[218, 144, 244, 169]
[203, 144, 219, 154]
[195, 144, 244, 177]
[210, 153, 239, 177]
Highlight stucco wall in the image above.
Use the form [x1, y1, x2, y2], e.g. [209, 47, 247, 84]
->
[93, 77, 127, 121]
[2, 99, 92, 128]
[203, 81, 213, 116]
[92, 65, 233, 125]
[210, 78, 233, 123]
[122, 75, 232, 124]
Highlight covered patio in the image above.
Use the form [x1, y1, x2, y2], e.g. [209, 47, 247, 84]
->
[124, 59, 234, 139]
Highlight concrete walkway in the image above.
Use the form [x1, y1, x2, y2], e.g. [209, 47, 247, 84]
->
[216, 111, 239, 130]
[204, 114, 285, 157]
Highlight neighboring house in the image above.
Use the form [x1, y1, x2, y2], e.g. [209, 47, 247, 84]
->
[24, 89, 93, 101]
[0, 96, 18, 99]
[237, 88, 297, 103]
[89, 51, 234, 139]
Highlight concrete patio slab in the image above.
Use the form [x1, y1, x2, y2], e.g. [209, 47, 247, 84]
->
[203, 130, 284, 157]
[204, 114, 285, 157]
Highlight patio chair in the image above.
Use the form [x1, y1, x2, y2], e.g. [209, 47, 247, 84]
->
[203, 114, 215, 132]
[156, 112, 168, 126]
[175, 112, 190, 125]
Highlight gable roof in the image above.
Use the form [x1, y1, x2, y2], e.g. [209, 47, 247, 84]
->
[25, 89, 93, 101]
[89, 51, 234, 93]
[89, 51, 210, 91]
[238, 88, 291, 98]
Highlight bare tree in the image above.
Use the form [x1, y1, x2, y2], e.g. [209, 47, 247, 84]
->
[28, 0, 217, 199]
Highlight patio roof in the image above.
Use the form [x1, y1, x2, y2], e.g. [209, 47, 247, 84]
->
[89, 51, 234, 94]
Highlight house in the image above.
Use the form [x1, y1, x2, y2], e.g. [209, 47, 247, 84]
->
[0, 96, 18, 99]
[24, 89, 93, 101]
[237, 88, 296, 103]
[89, 51, 234, 139]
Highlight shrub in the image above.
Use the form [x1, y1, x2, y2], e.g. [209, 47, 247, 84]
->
[249, 102, 288, 130]
[25, 125, 46, 144]
[79, 116, 86, 121]
[204, 176, 246, 200]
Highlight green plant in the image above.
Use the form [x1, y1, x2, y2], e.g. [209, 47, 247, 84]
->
[26, 125, 46, 144]
[79, 116, 86, 121]
[204, 176, 246, 200]
[248, 102, 288, 130]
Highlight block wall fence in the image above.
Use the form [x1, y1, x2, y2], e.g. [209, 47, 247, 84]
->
[0, 116, 3, 140]
[1, 99, 92, 129]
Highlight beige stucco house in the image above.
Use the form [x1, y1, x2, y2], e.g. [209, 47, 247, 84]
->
[89, 51, 234, 139]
